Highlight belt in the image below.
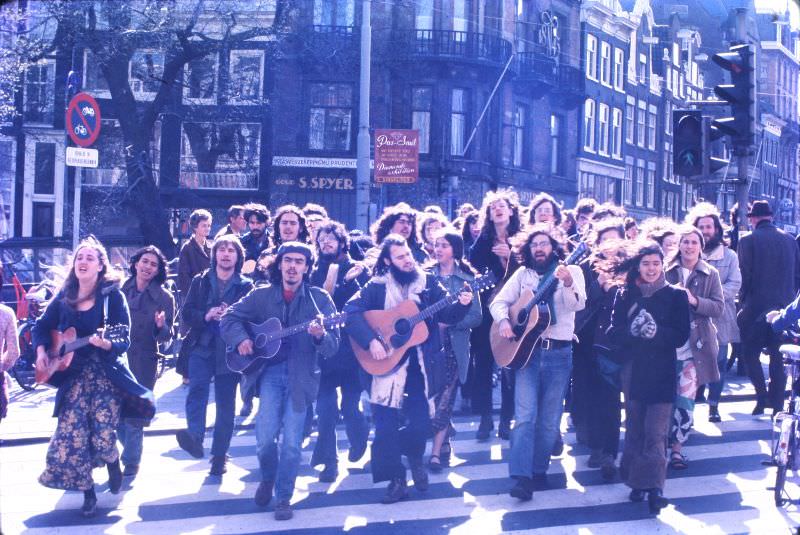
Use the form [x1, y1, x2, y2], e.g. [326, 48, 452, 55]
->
[540, 338, 572, 351]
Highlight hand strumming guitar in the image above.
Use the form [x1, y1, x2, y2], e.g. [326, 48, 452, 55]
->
[369, 338, 388, 360]
[497, 319, 514, 339]
[237, 339, 254, 356]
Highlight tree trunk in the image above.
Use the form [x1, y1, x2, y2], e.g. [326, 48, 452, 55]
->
[124, 144, 176, 257]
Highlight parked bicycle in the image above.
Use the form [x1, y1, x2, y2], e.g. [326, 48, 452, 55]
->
[772, 341, 800, 506]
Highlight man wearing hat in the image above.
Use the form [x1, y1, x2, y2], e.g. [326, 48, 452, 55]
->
[737, 200, 800, 414]
[220, 241, 339, 521]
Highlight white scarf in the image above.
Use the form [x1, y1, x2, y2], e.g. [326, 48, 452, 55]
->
[370, 268, 434, 414]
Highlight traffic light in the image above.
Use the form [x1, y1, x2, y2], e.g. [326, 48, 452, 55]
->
[673, 110, 703, 177]
[703, 117, 729, 175]
[712, 44, 755, 147]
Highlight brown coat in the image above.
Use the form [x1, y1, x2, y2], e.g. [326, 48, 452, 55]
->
[665, 258, 724, 385]
[177, 237, 210, 298]
[121, 278, 175, 390]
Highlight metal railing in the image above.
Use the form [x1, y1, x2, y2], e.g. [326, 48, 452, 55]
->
[392, 29, 512, 66]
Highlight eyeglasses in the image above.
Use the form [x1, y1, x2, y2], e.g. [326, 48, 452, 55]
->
[529, 240, 551, 249]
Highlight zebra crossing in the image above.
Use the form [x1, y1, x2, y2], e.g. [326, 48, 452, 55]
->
[2, 390, 800, 534]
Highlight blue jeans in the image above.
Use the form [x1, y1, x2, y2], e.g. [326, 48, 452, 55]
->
[255, 361, 307, 502]
[185, 353, 239, 457]
[311, 367, 368, 467]
[509, 345, 573, 478]
[118, 421, 144, 466]
[707, 344, 729, 405]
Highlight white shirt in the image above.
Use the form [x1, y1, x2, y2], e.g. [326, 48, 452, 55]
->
[489, 264, 586, 341]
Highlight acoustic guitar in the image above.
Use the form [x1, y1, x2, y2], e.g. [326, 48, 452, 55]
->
[490, 242, 589, 369]
[35, 324, 129, 384]
[225, 312, 347, 375]
[351, 272, 496, 376]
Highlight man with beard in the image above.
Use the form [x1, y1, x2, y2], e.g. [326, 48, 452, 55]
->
[240, 203, 271, 262]
[370, 203, 429, 264]
[344, 234, 473, 504]
[688, 203, 741, 422]
[308, 221, 370, 482]
[491, 224, 585, 501]
[220, 242, 338, 521]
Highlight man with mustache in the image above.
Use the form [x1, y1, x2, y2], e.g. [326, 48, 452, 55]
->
[491, 224, 586, 502]
[344, 234, 473, 504]
[220, 242, 338, 521]
[308, 221, 370, 483]
[240, 203, 271, 262]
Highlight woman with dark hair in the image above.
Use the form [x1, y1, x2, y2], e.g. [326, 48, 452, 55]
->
[460, 210, 481, 252]
[0, 262, 20, 423]
[604, 240, 690, 515]
[469, 189, 522, 440]
[425, 228, 482, 472]
[32, 237, 154, 517]
[419, 212, 448, 257]
[118, 245, 175, 476]
[664, 226, 723, 470]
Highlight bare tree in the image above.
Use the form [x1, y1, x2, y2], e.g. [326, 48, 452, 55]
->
[4, 0, 296, 255]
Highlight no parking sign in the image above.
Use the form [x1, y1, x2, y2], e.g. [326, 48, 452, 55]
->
[66, 92, 101, 147]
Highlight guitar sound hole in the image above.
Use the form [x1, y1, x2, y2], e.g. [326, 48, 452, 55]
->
[254, 333, 267, 348]
[394, 319, 411, 336]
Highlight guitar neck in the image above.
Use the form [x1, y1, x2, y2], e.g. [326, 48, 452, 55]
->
[409, 296, 455, 326]
[267, 315, 342, 342]
[60, 336, 93, 356]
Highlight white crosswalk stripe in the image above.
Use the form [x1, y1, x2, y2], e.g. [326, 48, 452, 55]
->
[3, 394, 800, 534]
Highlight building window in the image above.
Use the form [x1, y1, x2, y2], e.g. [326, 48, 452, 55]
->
[624, 157, 634, 206]
[583, 99, 596, 151]
[0, 140, 13, 240]
[636, 159, 645, 206]
[625, 101, 634, 144]
[34, 142, 55, 195]
[32, 202, 54, 238]
[450, 88, 469, 156]
[613, 48, 624, 91]
[598, 103, 610, 156]
[415, 0, 433, 30]
[228, 50, 264, 105]
[550, 114, 563, 176]
[600, 42, 611, 86]
[647, 106, 657, 150]
[81, 120, 126, 186]
[83, 49, 109, 97]
[512, 104, 526, 167]
[24, 61, 55, 124]
[647, 165, 656, 208]
[585, 34, 598, 81]
[665, 101, 672, 135]
[129, 50, 164, 99]
[314, 0, 355, 26]
[181, 122, 261, 189]
[451, 0, 468, 33]
[637, 101, 646, 147]
[183, 53, 218, 105]
[638, 52, 647, 83]
[611, 107, 622, 159]
[309, 83, 353, 151]
[411, 86, 432, 154]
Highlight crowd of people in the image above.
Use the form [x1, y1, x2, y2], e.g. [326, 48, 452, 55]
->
[2, 189, 800, 522]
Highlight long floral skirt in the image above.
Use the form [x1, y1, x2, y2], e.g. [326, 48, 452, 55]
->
[39, 358, 122, 491]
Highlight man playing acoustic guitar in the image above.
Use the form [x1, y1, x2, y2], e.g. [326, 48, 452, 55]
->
[220, 242, 338, 521]
[344, 234, 473, 505]
[490, 224, 586, 502]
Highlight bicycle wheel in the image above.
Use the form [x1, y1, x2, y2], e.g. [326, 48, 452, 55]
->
[9, 365, 36, 391]
[775, 425, 796, 506]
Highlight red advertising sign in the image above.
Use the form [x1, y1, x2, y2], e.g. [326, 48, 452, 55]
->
[374, 129, 419, 184]
[66, 92, 101, 147]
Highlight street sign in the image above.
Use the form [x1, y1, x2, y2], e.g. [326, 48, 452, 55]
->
[374, 129, 419, 184]
[66, 92, 101, 147]
[66, 146, 98, 168]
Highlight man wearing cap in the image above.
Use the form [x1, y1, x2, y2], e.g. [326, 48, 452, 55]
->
[737, 200, 800, 414]
[220, 242, 339, 521]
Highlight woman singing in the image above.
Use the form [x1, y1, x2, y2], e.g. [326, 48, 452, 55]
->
[33, 238, 155, 517]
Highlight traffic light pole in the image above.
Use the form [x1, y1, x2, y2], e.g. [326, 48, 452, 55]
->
[735, 151, 749, 232]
